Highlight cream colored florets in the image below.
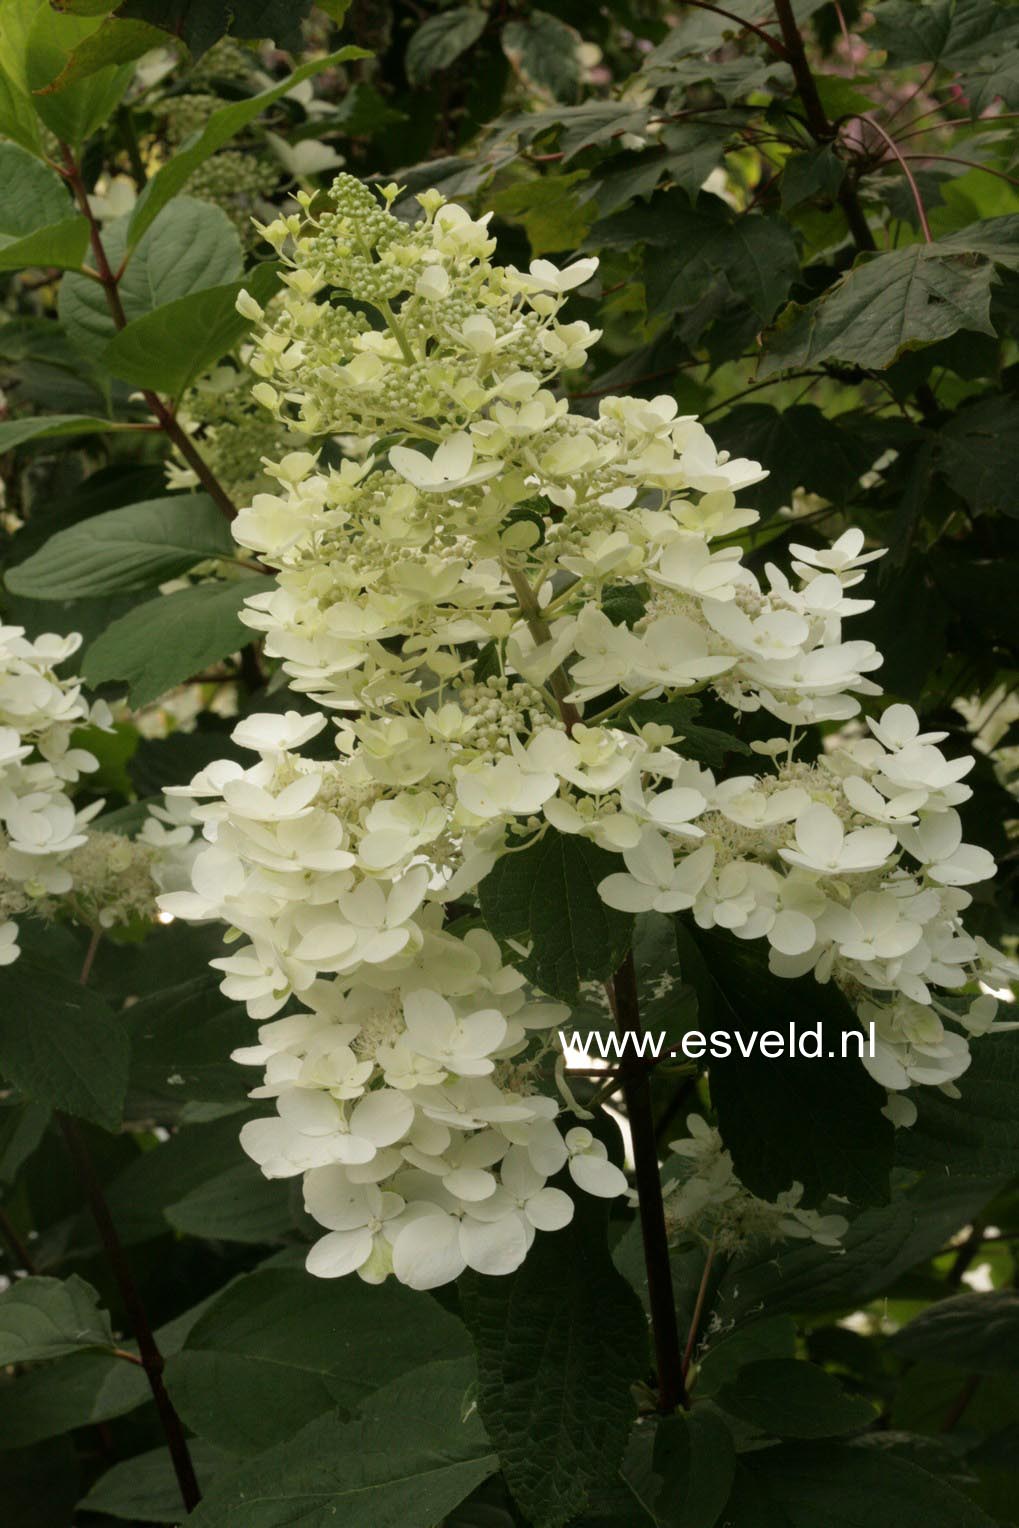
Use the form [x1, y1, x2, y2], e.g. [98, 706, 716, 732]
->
[156, 175, 1013, 1292]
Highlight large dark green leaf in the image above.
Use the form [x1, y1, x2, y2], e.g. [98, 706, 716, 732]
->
[938, 395, 1019, 515]
[6, 493, 235, 599]
[405, 8, 487, 86]
[729, 1440, 996, 1526]
[184, 1358, 497, 1528]
[78, 1440, 234, 1524]
[679, 926, 894, 1207]
[127, 974, 252, 1108]
[165, 1268, 473, 1453]
[0, 1275, 115, 1365]
[760, 244, 998, 375]
[714, 1358, 876, 1437]
[58, 197, 242, 356]
[594, 192, 799, 320]
[889, 1290, 1019, 1374]
[82, 575, 274, 706]
[460, 1200, 647, 1528]
[899, 1031, 1019, 1177]
[101, 263, 280, 396]
[626, 1408, 736, 1528]
[0, 954, 127, 1130]
[711, 404, 874, 516]
[478, 829, 634, 999]
[0, 141, 88, 271]
[165, 1165, 299, 1245]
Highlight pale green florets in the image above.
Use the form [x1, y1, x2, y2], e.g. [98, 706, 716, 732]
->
[167, 366, 300, 504]
[185, 151, 278, 235]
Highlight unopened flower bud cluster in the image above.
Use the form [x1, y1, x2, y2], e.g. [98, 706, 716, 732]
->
[162, 175, 1015, 1290]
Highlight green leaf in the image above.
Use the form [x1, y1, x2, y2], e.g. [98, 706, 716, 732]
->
[729, 1440, 996, 1526]
[711, 404, 874, 516]
[491, 172, 593, 256]
[695, 1315, 798, 1398]
[460, 1200, 648, 1528]
[680, 926, 894, 1207]
[24, 6, 134, 145]
[165, 1164, 298, 1244]
[0, 1275, 114, 1365]
[127, 46, 371, 247]
[82, 576, 274, 706]
[900, 1030, 1019, 1177]
[715, 1358, 876, 1437]
[6, 493, 235, 599]
[116, 0, 316, 55]
[889, 1289, 1019, 1374]
[102, 263, 280, 395]
[185, 1357, 496, 1527]
[595, 193, 799, 322]
[0, 1099, 50, 1185]
[716, 1169, 1003, 1323]
[78, 1440, 234, 1524]
[59, 197, 243, 357]
[405, 7, 487, 86]
[39, 16, 165, 91]
[0, 60, 43, 156]
[0, 414, 124, 453]
[503, 12, 582, 105]
[478, 829, 634, 999]
[760, 245, 998, 376]
[0, 1292, 214, 1447]
[127, 973, 251, 1107]
[939, 395, 1019, 515]
[165, 1268, 473, 1453]
[0, 214, 89, 271]
[0, 953, 127, 1129]
[781, 145, 845, 210]
[0, 142, 88, 270]
[633, 1408, 736, 1528]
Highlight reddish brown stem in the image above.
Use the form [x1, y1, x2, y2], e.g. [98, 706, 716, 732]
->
[57, 144, 237, 522]
[56, 931, 201, 1513]
[681, 1232, 718, 1380]
[609, 953, 687, 1412]
[860, 114, 933, 242]
[771, 0, 877, 251]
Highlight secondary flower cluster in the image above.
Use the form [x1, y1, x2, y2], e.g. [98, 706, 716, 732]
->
[663, 1114, 849, 1253]
[162, 174, 1012, 1288]
[0, 627, 110, 963]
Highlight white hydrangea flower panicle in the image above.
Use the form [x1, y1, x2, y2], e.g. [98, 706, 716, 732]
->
[160, 173, 1009, 1290]
[0, 626, 107, 955]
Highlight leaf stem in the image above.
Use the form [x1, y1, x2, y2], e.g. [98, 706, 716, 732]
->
[502, 562, 581, 732]
[859, 115, 933, 242]
[56, 930, 201, 1513]
[679, 0, 788, 58]
[56, 143, 238, 523]
[608, 951, 687, 1413]
[681, 1231, 718, 1381]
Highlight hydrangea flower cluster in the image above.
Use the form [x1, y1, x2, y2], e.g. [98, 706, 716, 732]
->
[663, 1115, 849, 1253]
[162, 174, 1013, 1289]
[0, 627, 111, 963]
